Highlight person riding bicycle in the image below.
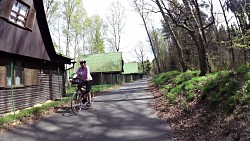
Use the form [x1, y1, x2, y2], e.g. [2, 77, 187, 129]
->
[75, 59, 93, 107]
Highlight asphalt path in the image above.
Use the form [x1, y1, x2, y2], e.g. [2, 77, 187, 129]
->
[0, 78, 173, 141]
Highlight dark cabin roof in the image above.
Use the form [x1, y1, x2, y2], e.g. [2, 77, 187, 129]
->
[0, 0, 71, 64]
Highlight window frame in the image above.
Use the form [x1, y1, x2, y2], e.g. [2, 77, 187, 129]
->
[0, 0, 36, 31]
[6, 61, 24, 88]
[0, 61, 40, 89]
[8, 1, 29, 28]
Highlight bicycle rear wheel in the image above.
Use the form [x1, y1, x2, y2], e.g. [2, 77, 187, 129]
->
[71, 91, 82, 115]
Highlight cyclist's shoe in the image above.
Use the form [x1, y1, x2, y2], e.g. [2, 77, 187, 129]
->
[82, 98, 87, 104]
[86, 102, 91, 107]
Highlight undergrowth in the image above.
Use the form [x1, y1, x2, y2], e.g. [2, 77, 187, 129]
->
[0, 98, 70, 126]
[152, 65, 250, 115]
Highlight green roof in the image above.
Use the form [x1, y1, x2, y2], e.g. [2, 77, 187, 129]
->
[122, 62, 139, 74]
[74, 52, 123, 73]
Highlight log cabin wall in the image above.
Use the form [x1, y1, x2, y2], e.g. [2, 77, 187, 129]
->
[40, 69, 65, 101]
[0, 0, 70, 115]
[0, 56, 65, 115]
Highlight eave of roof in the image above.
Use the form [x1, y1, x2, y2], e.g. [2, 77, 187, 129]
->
[34, 0, 71, 64]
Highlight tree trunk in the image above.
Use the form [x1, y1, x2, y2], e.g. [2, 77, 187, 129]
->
[219, 0, 235, 70]
[141, 17, 161, 73]
[133, 0, 161, 73]
[155, 0, 188, 72]
[189, 32, 208, 76]
[180, 0, 209, 75]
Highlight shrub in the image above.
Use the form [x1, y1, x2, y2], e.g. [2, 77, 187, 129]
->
[152, 71, 180, 87]
[236, 64, 250, 75]
[174, 70, 199, 85]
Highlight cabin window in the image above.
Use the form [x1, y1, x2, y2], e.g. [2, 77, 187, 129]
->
[0, 0, 36, 31]
[0, 66, 6, 88]
[9, 1, 29, 27]
[24, 68, 39, 86]
[6, 61, 24, 87]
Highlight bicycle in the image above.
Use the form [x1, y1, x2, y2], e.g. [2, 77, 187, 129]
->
[71, 78, 94, 115]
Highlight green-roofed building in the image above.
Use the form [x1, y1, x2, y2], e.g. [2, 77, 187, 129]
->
[72, 52, 124, 85]
[122, 62, 139, 74]
[122, 62, 143, 82]
[72, 52, 123, 73]
[82, 52, 123, 73]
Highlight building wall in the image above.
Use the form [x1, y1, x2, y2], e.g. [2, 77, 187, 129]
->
[0, 85, 42, 115]
[40, 69, 65, 100]
[0, 56, 65, 115]
[0, 69, 65, 115]
[0, 0, 70, 115]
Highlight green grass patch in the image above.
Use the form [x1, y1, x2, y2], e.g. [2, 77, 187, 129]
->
[67, 84, 114, 97]
[174, 70, 200, 85]
[152, 67, 250, 115]
[164, 71, 207, 103]
[0, 98, 70, 126]
[0, 83, 116, 127]
[92, 84, 113, 93]
[236, 64, 250, 75]
[152, 71, 180, 87]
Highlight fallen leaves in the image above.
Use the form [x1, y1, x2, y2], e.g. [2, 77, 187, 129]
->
[148, 83, 250, 141]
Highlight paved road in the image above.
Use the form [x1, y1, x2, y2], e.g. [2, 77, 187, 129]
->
[0, 78, 173, 141]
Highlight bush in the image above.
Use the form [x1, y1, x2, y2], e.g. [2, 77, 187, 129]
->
[152, 71, 180, 87]
[236, 64, 250, 75]
[174, 70, 199, 85]
[151, 69, 250, 115]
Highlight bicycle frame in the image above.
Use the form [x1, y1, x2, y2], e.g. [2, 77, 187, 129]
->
[71, 80, 87, 115]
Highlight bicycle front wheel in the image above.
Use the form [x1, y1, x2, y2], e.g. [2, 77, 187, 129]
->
[71, 91, 82, 115]
[91, 91, 95, 102]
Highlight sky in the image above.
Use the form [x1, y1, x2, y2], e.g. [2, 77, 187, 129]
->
[81, 0, 162, 62]
[80, 0, 235, 63]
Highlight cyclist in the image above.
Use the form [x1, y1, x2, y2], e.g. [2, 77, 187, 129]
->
[75, 59, 93, 107]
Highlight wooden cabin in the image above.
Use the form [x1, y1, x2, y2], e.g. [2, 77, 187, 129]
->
[0, 0, 71, 115]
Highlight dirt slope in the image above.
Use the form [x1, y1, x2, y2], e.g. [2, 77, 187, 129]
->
[148, 83, 250, 141]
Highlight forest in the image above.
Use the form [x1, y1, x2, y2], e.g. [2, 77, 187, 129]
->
[43, 0, 250, 140]
[44, 0, 250, 76]
[146, 0, 250, 140]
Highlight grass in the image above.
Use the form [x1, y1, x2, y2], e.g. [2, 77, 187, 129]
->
[152, 66, 250, 115]
[0, 83, 116, 127]
[0, 98, 70, 126]
[67, 84, 114, 96]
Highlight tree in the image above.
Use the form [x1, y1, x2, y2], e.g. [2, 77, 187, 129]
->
[43, 0, 61, 53]
[106, 1, 126, 52]
[61, 0, 81, 57]
[132, 0, 162, 73]
[154, 0, 188, 72]
[150, 27, 179, 72]
[43, 0, 60, 29]
[134, 41, 146, 74]
[144, 59, 151, 75]
[156, 0, 215, 76]
[71, 2, 87, 60]
[219, 0, 235, 70]
[225, 0, 250, 63]
[85, 15, 106, 54]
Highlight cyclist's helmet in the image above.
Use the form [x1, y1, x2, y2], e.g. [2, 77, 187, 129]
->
[79, 59, 86, 64]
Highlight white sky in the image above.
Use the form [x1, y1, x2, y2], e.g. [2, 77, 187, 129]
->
[82, 0, 162, 62]
[81, 0, 236, 62]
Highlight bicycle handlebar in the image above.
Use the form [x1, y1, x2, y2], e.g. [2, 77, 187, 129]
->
[71, 78, 87, 84]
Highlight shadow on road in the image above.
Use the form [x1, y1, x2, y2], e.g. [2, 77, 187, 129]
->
[0, 78, 173, 141]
